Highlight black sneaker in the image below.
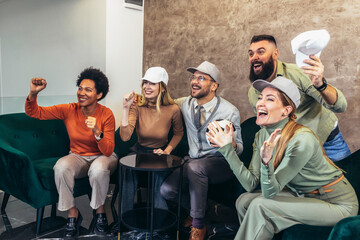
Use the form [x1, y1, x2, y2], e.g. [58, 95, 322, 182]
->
[64, 211, 83, 238]
[94, 213, 108, 235]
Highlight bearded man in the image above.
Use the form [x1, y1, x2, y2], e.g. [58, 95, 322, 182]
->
[247, 35, 350, 162]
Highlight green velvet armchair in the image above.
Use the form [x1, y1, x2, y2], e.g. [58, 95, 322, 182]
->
[0, 113, 92, 235]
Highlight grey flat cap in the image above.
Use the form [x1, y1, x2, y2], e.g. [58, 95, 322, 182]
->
[187, 61, 220, 84]
[252, 76, 301, 108]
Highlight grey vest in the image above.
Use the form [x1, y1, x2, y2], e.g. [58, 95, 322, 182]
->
[180, 96, 243, 158]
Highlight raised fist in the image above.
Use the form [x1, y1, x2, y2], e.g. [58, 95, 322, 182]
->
[123, 91, 136, 109]
[30, 78, 47, 94]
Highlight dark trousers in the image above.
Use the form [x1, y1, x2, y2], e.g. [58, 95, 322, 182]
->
[160, 155, 235, 219]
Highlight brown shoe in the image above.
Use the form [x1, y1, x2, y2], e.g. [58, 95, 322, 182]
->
[189, 226, 206, 240]
[183, 216, 193, 228]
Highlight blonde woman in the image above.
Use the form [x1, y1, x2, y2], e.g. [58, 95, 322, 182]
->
[207, 76, 358, 240]
[120, 67, 183, 212]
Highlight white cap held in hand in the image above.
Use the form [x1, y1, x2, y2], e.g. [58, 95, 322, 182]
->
[291, 29, 330, 68]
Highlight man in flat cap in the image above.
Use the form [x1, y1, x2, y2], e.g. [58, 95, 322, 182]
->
[161, 61, 243, 240]
[247, 34, 350, 162]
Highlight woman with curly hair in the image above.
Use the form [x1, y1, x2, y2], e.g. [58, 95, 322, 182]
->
[25, 67, 117, 238]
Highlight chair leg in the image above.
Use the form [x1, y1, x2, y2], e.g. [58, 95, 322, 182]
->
[1, 192, 10, 214]
[1, 193, 12, 232]
[36, 207, 45, 236]
[111, 183, 119, 223]
[1, 210, 13, 232]
[137, 187, 143, 205]
[51, 203, 57, 218]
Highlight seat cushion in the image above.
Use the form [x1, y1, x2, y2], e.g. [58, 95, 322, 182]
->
[33, 157, 93, 197]
[32, 157, 59, 190]
[281, 224, 332, 240]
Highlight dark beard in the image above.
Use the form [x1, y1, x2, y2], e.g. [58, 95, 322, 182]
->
[249, 57, 275, 82]
[190, 85, 211, 99]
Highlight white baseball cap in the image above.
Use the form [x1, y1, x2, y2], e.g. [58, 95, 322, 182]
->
[291, 29, 330, 68]
[141, 67, 169, 85]
[253, 76, 301, 108]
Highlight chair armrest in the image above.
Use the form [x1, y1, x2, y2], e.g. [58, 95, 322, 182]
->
[114, 127, 138, 158]
[0, 139, 29, 161]
[0, 139, 46, 204]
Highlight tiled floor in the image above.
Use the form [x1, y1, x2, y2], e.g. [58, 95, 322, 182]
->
[0, 193, 108, 239]
[0, 188, 238, 240]
[0, 186, 122, 240]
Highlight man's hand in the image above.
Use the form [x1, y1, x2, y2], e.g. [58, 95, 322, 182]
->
[206, 121, 233, 148]
[301, 55, 324, 88]
[260, 129, 281, 165]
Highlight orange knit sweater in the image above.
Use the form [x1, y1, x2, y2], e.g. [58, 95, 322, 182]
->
[25, 98, 115, 157]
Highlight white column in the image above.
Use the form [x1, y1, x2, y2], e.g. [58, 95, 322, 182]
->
[105, 0, 144, 128]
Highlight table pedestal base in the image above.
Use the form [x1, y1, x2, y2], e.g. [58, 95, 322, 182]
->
[122, 207, 177, 232]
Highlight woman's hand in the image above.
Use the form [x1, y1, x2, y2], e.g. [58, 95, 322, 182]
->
[260, 129, 281, 165]
[206, 121, 233, 148]
[85, 116, 101, 135]
[28, 78, 47, 100]
[123, 91, 136, 109]
[121, 91, 137, 127]
[153, 148, 169, 155]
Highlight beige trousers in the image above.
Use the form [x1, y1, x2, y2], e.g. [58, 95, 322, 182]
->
[54, 152, 118, 211]
[235, 177, 358, 240]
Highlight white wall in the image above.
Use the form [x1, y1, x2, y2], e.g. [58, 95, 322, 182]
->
[0, 0, 144, 128]
[105, 0, 143, 127]
[0, 0, 106, 113]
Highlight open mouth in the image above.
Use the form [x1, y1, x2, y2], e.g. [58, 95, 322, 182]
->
[253, 62, 262, 71]
[191, 84, 201, 90]
[78, 97, 88, 102]
[257, 109, 268, 117]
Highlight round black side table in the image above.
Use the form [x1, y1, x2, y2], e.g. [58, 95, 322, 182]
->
[117, 153, 184, 240]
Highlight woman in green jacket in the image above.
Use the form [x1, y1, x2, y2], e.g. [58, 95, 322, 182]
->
[207, 76, 358, 240]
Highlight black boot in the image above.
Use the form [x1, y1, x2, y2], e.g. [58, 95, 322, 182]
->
[64, 211, 82, 238]
[94, 213, 108, 235]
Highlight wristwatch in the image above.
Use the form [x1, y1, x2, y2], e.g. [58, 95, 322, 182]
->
[315, 77, 327, 92]
[95, 131, 103, 141]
